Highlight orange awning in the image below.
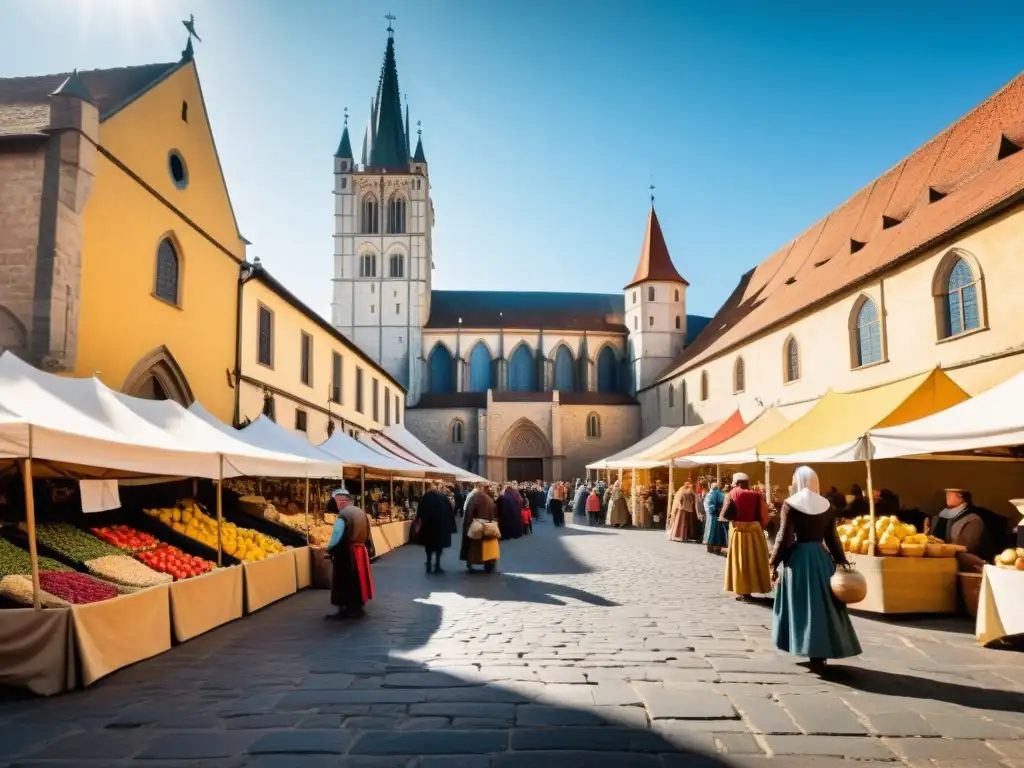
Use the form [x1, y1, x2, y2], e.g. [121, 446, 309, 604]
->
[671, 410, 746, 458]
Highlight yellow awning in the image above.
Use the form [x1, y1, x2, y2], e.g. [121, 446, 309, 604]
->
[758, 368, 969, 456]
[684, 407, 791, 464]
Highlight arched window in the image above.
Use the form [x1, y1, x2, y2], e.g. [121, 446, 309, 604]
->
[468, 342, 492, 392]
[675, 315, 681, 330]
[674, 289, 680, 302]
[647, 287, 655, 301]
[387, 196, 406, 234]
[942, 257, 981, 338]
[553, 345, 575, 391]
[853, 298, 882, 367]
[700, 371, 709, 401]
[359, 253, 377, 278]
[586, 412, 600, 438]
[784, 336, 800, 383]
[508, 344, 536, 391]
[733, 357, 745, 393]
[428, 344, 454, 394]
[361, 195, 379, 233]
[597, 346, 617, 393]
[155, 238, 180, 304]
[668, 383, 675, 408]
[450, 419, 464, 443]
[388, 253, 404, 278]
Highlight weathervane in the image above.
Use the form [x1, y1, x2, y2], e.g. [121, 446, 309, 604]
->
[181, 13, 200, 59]
[385, 13, 396, 36]
[649, 175, 655, 204]
[343, 106, 349, 126]
[417, 119, 422, 137]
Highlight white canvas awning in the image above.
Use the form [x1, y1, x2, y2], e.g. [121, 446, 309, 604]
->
[587, 426, 676, 470]
[602, 424, 707, 470]
[0, 352, 225, 478]
[318, 430, 427, 476]
[867, 369, 1024, 460]
[377, 425, 487, 482]
[186, 406, 342, 477]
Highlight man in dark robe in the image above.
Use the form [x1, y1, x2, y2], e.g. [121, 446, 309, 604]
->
[325, 488, 374, 620]
[933, 489, 997, 570]
[497, 483, 524, 540]
[413, 482, 457, 574]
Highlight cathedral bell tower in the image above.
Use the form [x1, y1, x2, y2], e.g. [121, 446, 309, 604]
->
[624, 205, 688, 393]
[332, 18, 434, 405]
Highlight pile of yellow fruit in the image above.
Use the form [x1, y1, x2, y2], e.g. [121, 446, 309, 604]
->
[838, 515, 925, 556]
[144, 501, 287, 562]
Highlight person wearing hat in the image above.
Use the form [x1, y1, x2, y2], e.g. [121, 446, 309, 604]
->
[933, 488, 996, 567]
[720, 472, 773, 600]
[324, 487, 374, 619]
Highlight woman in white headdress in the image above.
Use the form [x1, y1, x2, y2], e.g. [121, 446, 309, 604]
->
[769, 466, 861, 673]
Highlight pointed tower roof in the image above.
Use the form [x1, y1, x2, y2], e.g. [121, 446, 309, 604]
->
[404, 99, 410, 156]
[413, 134, 426, 163]
[335, 126, 353, 159]
[360, 96, 376, 166]
[367, 27, 409, 169]
[50, 69, 95, 103]
[624, 206, 688, 289]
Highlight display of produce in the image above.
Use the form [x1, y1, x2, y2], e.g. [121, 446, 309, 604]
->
[0, 574, 70, 607]
[837, 516, 962, 557]
[84, 554, 172, 588]
[145, 501, 287, 561]
[0, 538, 73, 577]
[28, 523, 124, 565]
[91, 525, 158, 553]
[38, 571, 118, 604]
[994, 547, 1024, 570]
[136, 544, 215, 580]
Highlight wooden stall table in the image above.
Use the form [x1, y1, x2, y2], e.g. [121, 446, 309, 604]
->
[370, 525, 394, 558]
[293, 546, 312, 589]
[847, 552, 958, 614]
[71, 584, 171, 687]
[169, 566, 244, 643]
[977, 565, 1024, 645]
[0, 607, 76, 695]
[243, 551, 298, 613]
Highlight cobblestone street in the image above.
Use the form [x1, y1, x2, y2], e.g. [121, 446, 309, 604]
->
[2, 519, 1023, 767]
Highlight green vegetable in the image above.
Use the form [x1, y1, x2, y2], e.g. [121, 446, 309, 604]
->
[29, 523, 124, 565]
[0, 537, 73, 577]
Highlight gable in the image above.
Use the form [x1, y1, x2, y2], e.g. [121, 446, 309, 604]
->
[98, 61, 244, 258]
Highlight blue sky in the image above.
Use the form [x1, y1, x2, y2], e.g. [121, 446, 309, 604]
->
[1, 0, 1021, 319]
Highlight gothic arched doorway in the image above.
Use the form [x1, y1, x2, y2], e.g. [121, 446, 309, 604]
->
[498, 417, 552, 482]
[122, 346, 194, 407]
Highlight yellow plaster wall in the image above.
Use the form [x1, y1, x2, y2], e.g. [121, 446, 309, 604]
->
[240, 278, 406, 442]
[75, 61, 244, 421]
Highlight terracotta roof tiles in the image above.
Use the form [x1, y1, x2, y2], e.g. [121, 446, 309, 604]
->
[625, 206, 688, 289]
[651, 71, 1024, 389]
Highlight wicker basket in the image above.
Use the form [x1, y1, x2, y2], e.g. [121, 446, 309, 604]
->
[958, 572, 982, 618]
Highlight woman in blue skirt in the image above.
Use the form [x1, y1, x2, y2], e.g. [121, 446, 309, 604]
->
[770, 466, 861, 674]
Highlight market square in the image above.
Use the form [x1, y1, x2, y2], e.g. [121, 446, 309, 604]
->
[1, 2, 1024, 765]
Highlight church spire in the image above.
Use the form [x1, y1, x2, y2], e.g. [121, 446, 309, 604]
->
[404, 96, 411, 157]
[624, 205, 688, 289]
[367, 17, 409, 169]
[360, 96, 376, 166]
[413, 121, 427, 163]
[335, 107, 353, 159]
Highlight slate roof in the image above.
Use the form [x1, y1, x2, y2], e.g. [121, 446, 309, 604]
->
[625, 206, 688, 289]
[335, 126, 353, 159]
[649, 70, 1024, 389]
[0, 62, 180, 121]
[366, 34, 409, 169]
[0, 104, 50, 137]
[427, 289, 711, 344]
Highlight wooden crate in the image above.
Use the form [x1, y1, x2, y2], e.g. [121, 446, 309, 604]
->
[847, 552, 958, 614]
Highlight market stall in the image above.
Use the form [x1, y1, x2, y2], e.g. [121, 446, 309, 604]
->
[168, 565, 243, 642]
[375, 424, 488, 483]
[978, 562, 1024, 645]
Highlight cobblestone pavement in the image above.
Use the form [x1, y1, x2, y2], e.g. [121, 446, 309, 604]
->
[2, 518, 1023, 767]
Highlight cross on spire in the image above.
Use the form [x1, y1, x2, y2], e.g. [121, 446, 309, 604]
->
[385, 13, 396, 36]
[649, 175, 655, 204]
[417, 119, 422, 137]
[343, 106, 348, 126]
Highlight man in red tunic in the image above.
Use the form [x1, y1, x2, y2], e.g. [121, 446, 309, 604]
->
[325, 488, 374, 620]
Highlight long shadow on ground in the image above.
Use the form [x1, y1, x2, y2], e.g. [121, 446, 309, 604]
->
[0, 520, 734, 767]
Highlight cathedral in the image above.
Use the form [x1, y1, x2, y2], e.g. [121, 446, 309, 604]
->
[331, 27, 710, 481]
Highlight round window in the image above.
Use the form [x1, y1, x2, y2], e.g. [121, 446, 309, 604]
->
[168, 150, 188, 190]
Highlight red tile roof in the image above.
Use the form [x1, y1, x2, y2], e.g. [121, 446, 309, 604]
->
[625, 206, 689, 289]
[649, 71, 1024, 389]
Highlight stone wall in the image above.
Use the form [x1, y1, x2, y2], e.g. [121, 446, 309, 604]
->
[0, 146, 44, 359]
[404, 406, 481, 474]
[559, 403, 641, 481]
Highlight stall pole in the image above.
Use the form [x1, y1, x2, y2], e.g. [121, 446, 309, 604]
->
[716, 464, 721, 484]
[19, 427, 41, 610]
[865, 459, 876, 556]
[389, 473, 395, 520]
[764, 460, 772, 500]
[667, 463, 675, 533]
[360, 467, 366, 508]
[303, 476, 310, 545]
[216, 455, 224, 567]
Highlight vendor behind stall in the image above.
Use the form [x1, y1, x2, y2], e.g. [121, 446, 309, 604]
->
[933, 488, 995, 570]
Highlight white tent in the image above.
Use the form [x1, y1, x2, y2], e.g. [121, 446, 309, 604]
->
[0, 352, 227, 478]
[587, 426, 676, 471]
[185, 405, 341, 477]
[600, 425, 706, 470]
[867, 370, 1024, 460]
[319, 429, 428, 476]
[378, 425, 487, 482]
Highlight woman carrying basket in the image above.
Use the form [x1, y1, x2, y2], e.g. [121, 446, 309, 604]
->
[460, 482, 500, 573]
